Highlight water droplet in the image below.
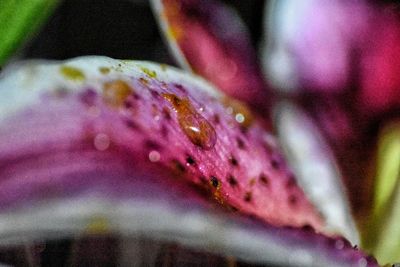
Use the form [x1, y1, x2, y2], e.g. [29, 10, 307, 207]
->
[59, 66, 85, 81]
[102, 80, 133, 107]
[357, 258, 368, 267]
[94, 133, 110, 151]
[162, 93, 217, 150]
[235, 113, 245, 123]
[334, 239, 345, 250]
[226, 106, 234, 115]
[148, 150, 161, 162]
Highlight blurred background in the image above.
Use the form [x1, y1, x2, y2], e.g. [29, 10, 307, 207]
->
[22, 0, 265, 64]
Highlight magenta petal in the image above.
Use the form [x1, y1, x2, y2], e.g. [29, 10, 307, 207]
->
[0, 56, 322, 231]
[0, 57, 379, 266]
[151, 0, 270, 112]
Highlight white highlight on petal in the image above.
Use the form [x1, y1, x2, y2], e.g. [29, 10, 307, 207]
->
[274, 101, 359, 244]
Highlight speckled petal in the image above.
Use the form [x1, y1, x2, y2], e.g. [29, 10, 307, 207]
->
[0, 56, 379, 266]
[0, 56, 322, 230]
[151, 0, 270, 112]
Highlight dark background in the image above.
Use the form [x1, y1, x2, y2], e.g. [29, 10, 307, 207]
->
[23, 0, 265, 65]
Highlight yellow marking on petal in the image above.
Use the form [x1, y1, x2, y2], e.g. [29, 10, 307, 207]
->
[59, 65, 85, 81]
[103, 80, 133, 107]
[86, 217, 110, 234]
[99, 66, 110, 74]
[140, 67, 157, 78]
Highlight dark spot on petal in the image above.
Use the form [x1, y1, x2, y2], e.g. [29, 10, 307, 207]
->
[288, 194, 297, 206]
[80, 89, 97, 106]
[236, 137, 246, 150]
[286, 177, 297, 188]
[213, 114, 220, 124]
[301, 224, 315, 232]
[162, 107, 172, 120]
[248, 178, 256, 186]
[144, 140, 161, 150]
[271, 157, 280, 169]
[171, 159, 186, 174]
[199, 175, 208, 185]
[259, 173, 269, 186]
[133, 93, 141, 100]
[160, 124, 169, 138]
[150, 90, 160, 98]
[139, 77, 149, 85]
[228, 175, 238, 187]
[227, 205, 238, 212]
[229, 155, 238, 167]
[126, 120, 142, 132]
[186, 155, 196, 165]
[239, 126, 248, 135]
[174, 83, 187, 93]
[124, 101, 133, 109]
[210, 176, 220, 188]
[244, 192, 252, 202]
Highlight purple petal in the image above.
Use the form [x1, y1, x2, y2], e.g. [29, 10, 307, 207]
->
[0, 56, 379, 266]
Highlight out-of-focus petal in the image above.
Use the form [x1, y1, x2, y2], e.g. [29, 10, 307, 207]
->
[151, 0, 270, 113]
[263, 0, 400, 117]
[263, 0, 400, 221]
[274, 101, 359, 244]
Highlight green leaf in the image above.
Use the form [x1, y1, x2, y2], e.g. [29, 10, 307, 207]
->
[0, 0, 59, 66]
[362, 121, 400, 264]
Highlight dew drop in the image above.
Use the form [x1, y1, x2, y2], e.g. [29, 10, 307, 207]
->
[335, 239, 345, 250]
[235, 113, 245, 123]
[357, 258, 368, 267]
[102, 80, 133, 107]
[94, 133, 110, 151]
[148, 150, 161, 162]
[162, 93, 217, 150]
